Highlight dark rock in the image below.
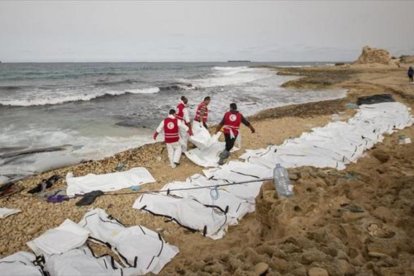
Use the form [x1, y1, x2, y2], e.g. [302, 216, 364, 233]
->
[308, 267, 329, 276]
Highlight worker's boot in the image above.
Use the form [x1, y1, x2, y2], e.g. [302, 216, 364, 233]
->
[218, 150, 230, 165]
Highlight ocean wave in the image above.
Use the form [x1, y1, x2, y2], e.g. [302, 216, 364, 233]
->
[179, 66, 272, 89]
[212, 66, 254, 74]
[159, 82, 194, 91]
[94, 79, 140, 87]
[125, 87, 160, 94]
[0, 71, 126, 82]
[0, 126, 152, 177]
[0, 87, 160, 107]
[212, 66, 249, 71]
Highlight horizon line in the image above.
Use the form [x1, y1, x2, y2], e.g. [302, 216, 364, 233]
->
[0, 60, 350, 64]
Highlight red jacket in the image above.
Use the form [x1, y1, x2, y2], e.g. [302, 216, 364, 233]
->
[176, 102, 185, 121]
[163, 117, 179, 143]
[223, 111, 242, 136]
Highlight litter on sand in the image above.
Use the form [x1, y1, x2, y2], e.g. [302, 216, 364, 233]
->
[0, 207, 21, 219]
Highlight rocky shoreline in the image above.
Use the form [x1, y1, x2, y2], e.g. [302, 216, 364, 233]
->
[1, 63, 414, 275]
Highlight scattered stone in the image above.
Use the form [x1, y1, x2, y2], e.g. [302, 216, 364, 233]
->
[254, 262, 269, 275]
[308, 267, 329, 276]
[289, 173, 299, 181]
[367, 242, 396, 258]
[367, 223, 395, 238]
[27, 226, 41, 235]
[341, 203, 364, 213]
[306, 230, 327, 243]
[342, 211, 366, 222]
[301, 249, 328, 265]
[280, 242, 302, 254]
[335, 259, 355, 275]
[203, 264, 223, 274]
[291, 266, 307, 276]
[379, 267, 406, 276]
[299, 170, 310, 179]
[270, 257, 288, 273]
[371, 206, 394, 223]
[350, 254, 366, 266]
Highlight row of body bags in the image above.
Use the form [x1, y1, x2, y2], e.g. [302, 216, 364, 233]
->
[1, 208, 178, 276]
[133, 161, 273, 240]
[241, 102, 413, 170]
[133, 102, 413, 240]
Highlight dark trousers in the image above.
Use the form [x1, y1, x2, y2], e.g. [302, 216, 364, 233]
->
[224, 133, 237, 151]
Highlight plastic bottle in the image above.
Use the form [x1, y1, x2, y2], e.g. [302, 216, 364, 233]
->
[273, 163, 294, 197]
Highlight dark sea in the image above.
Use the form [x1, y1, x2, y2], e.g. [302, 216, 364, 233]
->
[0, 62, 346, 182]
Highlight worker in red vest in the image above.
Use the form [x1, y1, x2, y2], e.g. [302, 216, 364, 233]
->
[153, 109, 190, 168]
[176, 96, 192, 152]
[215, 103, 255, 165]
[194, 96, 210, 129]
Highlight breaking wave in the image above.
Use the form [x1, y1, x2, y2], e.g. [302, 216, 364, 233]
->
[0, 87, 160, 107]
[179, 66, 273, 88]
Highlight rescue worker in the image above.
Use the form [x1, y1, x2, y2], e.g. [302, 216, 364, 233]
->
[408, 66, 414, 83]
[176, 96, 192, 152]
[194, 96, 210, 129]
[215, 103, 255, 165]
[153, 109, 190, 168]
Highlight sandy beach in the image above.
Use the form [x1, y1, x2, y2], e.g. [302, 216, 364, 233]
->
[1, 63, 414, 275]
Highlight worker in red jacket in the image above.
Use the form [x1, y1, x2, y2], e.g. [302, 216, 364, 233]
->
[194, 96, 210, 129]
[176, 96, 192, 152]
[153, 109, 190, 168]
[215, 103, 255, 165]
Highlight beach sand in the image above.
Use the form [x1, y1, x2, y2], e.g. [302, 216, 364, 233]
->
[1, 64, 414, 275]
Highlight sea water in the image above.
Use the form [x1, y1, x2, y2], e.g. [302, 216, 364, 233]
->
[0, 62, 346, 181]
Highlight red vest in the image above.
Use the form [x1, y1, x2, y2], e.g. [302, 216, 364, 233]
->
[223, 111, 242, 136]
[176, 102, 185, 121]
[163, 117, 179, 143]
[194, 102, 208, 123]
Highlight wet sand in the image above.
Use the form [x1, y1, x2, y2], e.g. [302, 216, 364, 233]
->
[1, 64, 414, 275]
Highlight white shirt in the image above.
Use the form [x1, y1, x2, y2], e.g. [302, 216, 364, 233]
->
[156, 115, 189, 134]
[180, 101, 190, 124]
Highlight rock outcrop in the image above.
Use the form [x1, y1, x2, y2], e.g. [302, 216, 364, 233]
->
[354, 46, 398, 66]
[400, 55, 414, 64]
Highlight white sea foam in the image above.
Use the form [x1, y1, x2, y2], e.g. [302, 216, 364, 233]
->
[125, 87, 160, 94]
[0, 125, 153, 178]
[180, 66, 273, 89]
[0, 87, 160, 107]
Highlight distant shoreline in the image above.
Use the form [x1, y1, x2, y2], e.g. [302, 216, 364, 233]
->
[0, 60, 349, 64]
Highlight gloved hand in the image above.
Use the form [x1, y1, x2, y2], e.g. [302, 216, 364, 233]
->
[250, 126, 256, 134]
[188, 128, 193, 136]
[153, 132, 158, 140]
